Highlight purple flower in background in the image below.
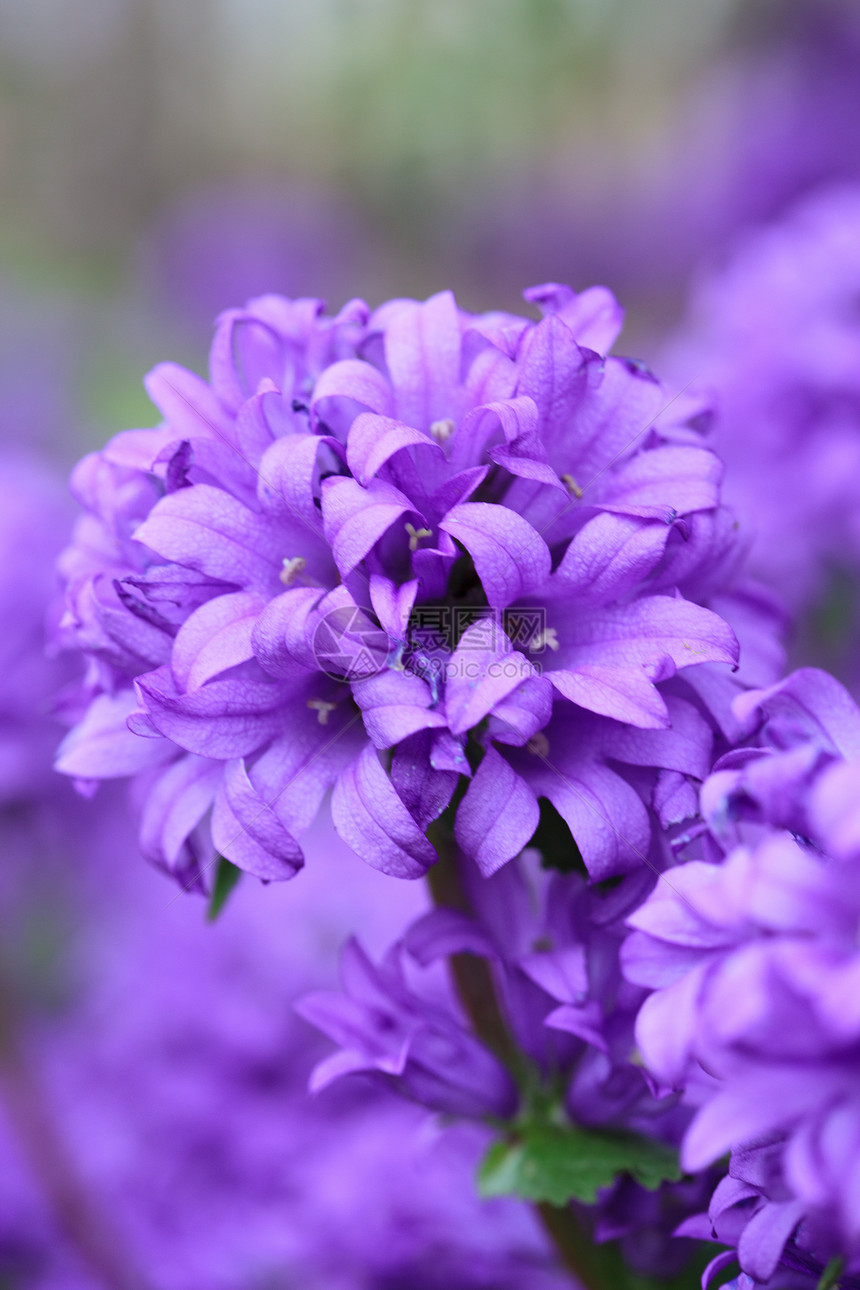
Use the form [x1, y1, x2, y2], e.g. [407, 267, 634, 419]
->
[664, 186, 860, 646]
[302, 849, 667, 1125]
[0, 455, 74, 802]
[298, 934, 519, 1120]
[55, 279, 757, 896]
[622, 667, 860, 1283]
[58, 833, 571, 1290]
[1, 794, 570, 1288]
[138, 180, 382, 338]
[301, 844, 718, 1281]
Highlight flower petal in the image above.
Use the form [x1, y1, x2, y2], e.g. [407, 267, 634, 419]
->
[332, 745, 437, 878]
[454, 745, 539, 876]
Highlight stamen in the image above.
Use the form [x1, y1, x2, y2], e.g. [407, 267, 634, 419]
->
[280, 556, 307, 586]
[561, 474, 583, 499]
[307, 698, 338, 726]
[405, 523, 433, 553]
[527, 732, 550, 757]
[430, 418, 455, 443]
[529, 627, 559, 653]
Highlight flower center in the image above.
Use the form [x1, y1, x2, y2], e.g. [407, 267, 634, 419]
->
[280, 556, 307, 586]
[430, 418, 455, 443]
[404, 523, 433, 553]
[529, 627, 559, 653]
[307, 698, 339, 725]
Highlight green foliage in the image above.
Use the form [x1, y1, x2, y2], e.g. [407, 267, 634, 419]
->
[206, 856, 242, 923]
[532, 797, 586, 875]
[478, 1121, 681, 1207]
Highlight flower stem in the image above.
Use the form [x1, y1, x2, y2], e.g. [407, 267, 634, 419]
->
[817, 1257, 845, 1290]
[425, 818, 608, 1290]
[537, 1201, 611, 1288]
[425, 822, 522, 1076]
[0, 972, 152, 1290]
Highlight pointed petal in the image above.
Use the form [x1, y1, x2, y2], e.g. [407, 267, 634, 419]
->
[440, 503, 551, 607]
[454, 745, 539, 876]
[332, 745, 436, 878]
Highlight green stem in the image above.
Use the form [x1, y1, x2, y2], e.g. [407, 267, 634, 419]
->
[425, 817, 607, 1290]
[0, 972, 152, 1290]
[537, 1201, 610, 1289]
[425, 822, 523, 1078]
[817, 1257, 845, 1290]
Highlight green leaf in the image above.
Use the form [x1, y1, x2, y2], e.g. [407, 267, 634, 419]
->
[206, 856, 242, 922]
[478, 1122, 681, 1207]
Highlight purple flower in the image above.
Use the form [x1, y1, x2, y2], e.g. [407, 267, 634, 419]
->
[300, 843, 718, 1280]
[1, 801, 569, 1289]
[0, 454, 74, 804]
[56, 282, 750, 895]
[623, 666, 860, 1281]
[665, 186, 860, 643]
[297, 935, 518, 1120]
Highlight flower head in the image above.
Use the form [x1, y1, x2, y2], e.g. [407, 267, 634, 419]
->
[56, 283, 748, 894]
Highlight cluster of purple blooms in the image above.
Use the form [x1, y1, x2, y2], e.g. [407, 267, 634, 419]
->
[55, 280, 782, 893]
[665, 186, 860, 637]
[624, 667, 860, 1287]
[6, 183, 860, 1287]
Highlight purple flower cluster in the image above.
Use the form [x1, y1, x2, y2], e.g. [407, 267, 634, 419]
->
[623, 667, 860, 1284]
[0, 449, 568, 1287]
[300, 842, 717, 1281]
[665, 186, 860, 623]
[55, 281, 763, 896]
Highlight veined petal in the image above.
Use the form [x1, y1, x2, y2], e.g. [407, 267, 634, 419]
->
[144, 361, 233, 442]
[134, 484, 281, 592]
[55, 689, 174, 778]
[347, 413, 444, 485]
[322, 476, 419, 578]
[172, 591, 263, 692]
[384, 291, 463, 430]
[138, 752, 221, 870]
[440, 503, 551, 608]
[550, 664, 671, 729]
[332, 745, 437, 878]
[445, 620, 539, 736]
[553, 511, 671, 605]
[352, 669, 447, 749]
[454, 745, 539, 876]
[135, 665, 288, 759]
[211, 757, 303, 880]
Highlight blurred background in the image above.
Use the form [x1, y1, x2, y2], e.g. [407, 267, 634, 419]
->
[2, 1, 860, 1284]
[3, 0, 860, 467]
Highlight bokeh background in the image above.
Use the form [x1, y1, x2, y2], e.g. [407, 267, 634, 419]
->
[4, 0, 860, 468]
[2, 1, 860, 1285]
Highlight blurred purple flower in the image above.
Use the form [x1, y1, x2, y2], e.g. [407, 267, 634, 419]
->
[665, 186, 860, 634]
[623, 666, 860, 1282]
[301, 844, 717, 1281]
[137, 180, 382, 338]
